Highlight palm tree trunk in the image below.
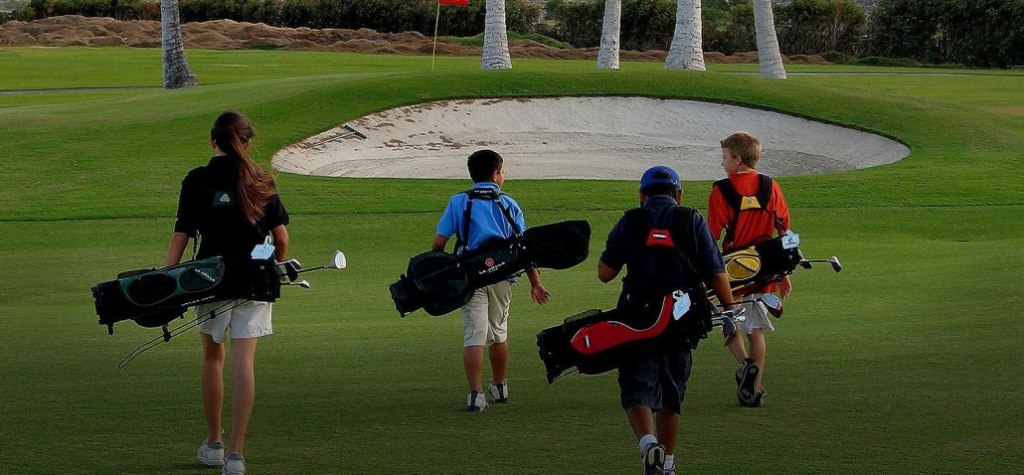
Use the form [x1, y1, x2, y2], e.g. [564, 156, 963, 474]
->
[596, 0, 621, 70]
[752, 0, 787, 79]
[481, 0, 512, 70]
[665, 0, 705, 70]
[161, 0, 198, 89]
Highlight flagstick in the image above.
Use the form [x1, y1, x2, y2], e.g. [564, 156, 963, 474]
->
[432, 1, 442, 72]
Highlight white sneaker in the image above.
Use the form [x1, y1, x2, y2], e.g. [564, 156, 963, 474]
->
[222, 452, 245, 475]
[466, 391, 488, 412]
[197, 440, 224, 467]
[488, 381, 509, 403]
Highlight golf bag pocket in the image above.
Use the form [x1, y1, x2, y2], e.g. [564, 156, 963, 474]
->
[459, 242, 519, 288]
[93, 257, 226, 331]
[570, 294, 673, 356]
[537, 290, 710, 383]
[390, 251, 470, 317]
[723, 234, 803, 296]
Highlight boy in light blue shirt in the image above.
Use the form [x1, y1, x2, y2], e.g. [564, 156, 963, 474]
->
[432, 149, 550, 412]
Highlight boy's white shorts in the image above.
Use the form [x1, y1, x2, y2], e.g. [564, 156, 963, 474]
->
[462, 280, 512, 347]
[738, 292, 776, 334]
[196, 299, 273, 344]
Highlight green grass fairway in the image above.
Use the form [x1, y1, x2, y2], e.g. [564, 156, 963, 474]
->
[1, 47, 1022, 474]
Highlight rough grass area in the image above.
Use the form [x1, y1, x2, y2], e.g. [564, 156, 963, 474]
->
[0, 47, 1022, 474]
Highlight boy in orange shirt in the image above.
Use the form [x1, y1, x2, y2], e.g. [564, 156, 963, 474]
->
[707, 131, 791, 407]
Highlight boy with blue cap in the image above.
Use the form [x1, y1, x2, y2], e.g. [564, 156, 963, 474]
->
[598, 165, 736, 475]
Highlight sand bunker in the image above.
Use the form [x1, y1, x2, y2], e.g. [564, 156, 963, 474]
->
[272, 97, 909, 180]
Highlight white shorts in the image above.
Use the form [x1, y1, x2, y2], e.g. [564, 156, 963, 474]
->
[738, 293, 775, 334]
[461, 280, 512, 347]
[196, 299, 273, 344]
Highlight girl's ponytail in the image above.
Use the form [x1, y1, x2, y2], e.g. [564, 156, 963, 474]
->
[211, 111, 276, 224]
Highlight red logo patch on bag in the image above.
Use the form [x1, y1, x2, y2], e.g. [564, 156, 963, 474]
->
[645, 228, 676, 248]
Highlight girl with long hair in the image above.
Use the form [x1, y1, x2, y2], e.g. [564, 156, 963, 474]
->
[165, 111, 289, 475]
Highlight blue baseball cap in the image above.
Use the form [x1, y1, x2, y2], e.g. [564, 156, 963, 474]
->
[639, 165, 681, 192]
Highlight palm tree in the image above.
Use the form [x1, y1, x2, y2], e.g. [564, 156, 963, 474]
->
[481, 0, 512, 70]
[596, 0, 621, 70]
[752, 0, 787, 79]
[161, 0, 198, 89]
[665, 0, 705, 70]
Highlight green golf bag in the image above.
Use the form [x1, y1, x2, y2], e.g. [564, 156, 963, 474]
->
[91, 256, 282, 334]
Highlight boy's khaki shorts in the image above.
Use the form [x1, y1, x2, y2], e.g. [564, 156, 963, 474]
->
[461, 280, 512, 347]
[196, 299, 273, 344]
[738, 292, 775, 334]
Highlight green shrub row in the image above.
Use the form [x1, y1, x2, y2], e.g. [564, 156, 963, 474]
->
[10, 0, 1023, 68]
[13, 0, 542, 37]
[548, 0, 1022, 67]
[868, 0, 1024, 68]
[16, 0, 157, 21]
[546, 0, 865, 56]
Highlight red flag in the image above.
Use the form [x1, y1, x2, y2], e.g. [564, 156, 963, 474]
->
[439, 0, 468, 6]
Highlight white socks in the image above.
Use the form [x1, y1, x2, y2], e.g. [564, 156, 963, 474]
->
[665, 455, 675, 470]
[638, 434, 658, 449]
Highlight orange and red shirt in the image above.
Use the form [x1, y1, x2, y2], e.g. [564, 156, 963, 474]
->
[707, 173, 791, 293]
[707, 172, 791, 251]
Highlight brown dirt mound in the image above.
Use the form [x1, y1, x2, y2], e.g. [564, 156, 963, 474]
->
[0, 15, 828, 65]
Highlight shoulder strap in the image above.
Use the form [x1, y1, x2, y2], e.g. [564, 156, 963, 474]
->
[714, 178, 743, 211]
[669, 206, 700, 277]
[719, 174, 779, 249]
[755, 174, 774, 208]
[455, 188, 520, 252]
[623, 208, 647, 241]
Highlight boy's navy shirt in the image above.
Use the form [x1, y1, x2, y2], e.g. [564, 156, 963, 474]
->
[436, 182, 526, 253]
[174, 155, 289, 263]
[601, 194, 724, 292]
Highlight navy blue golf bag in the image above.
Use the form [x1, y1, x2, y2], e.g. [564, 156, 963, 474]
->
[389, 220, 591, 317]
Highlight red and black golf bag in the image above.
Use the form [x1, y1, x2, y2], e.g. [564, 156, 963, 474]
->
[536, 206, 716, 383]
[537, 288, 715, 383]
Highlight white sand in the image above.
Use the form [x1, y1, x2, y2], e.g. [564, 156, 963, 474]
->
[271, 97, 909, 180]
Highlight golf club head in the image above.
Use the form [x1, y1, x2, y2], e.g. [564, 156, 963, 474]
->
[329, 250, 347, 270]
[828, 256, 842, 273]
[286, 280, 311, 289]
[277, 258, 302, 281]
[715, 308, 746, 321]
[719, 316, 737, 340]
[282, 261, 300, 281]
[799, 260, 813, 269]
[758, 294, 784, 318]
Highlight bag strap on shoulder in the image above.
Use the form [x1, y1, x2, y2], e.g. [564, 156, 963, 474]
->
[455, 188, 521, 252]
[715, 174, 784, 248]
